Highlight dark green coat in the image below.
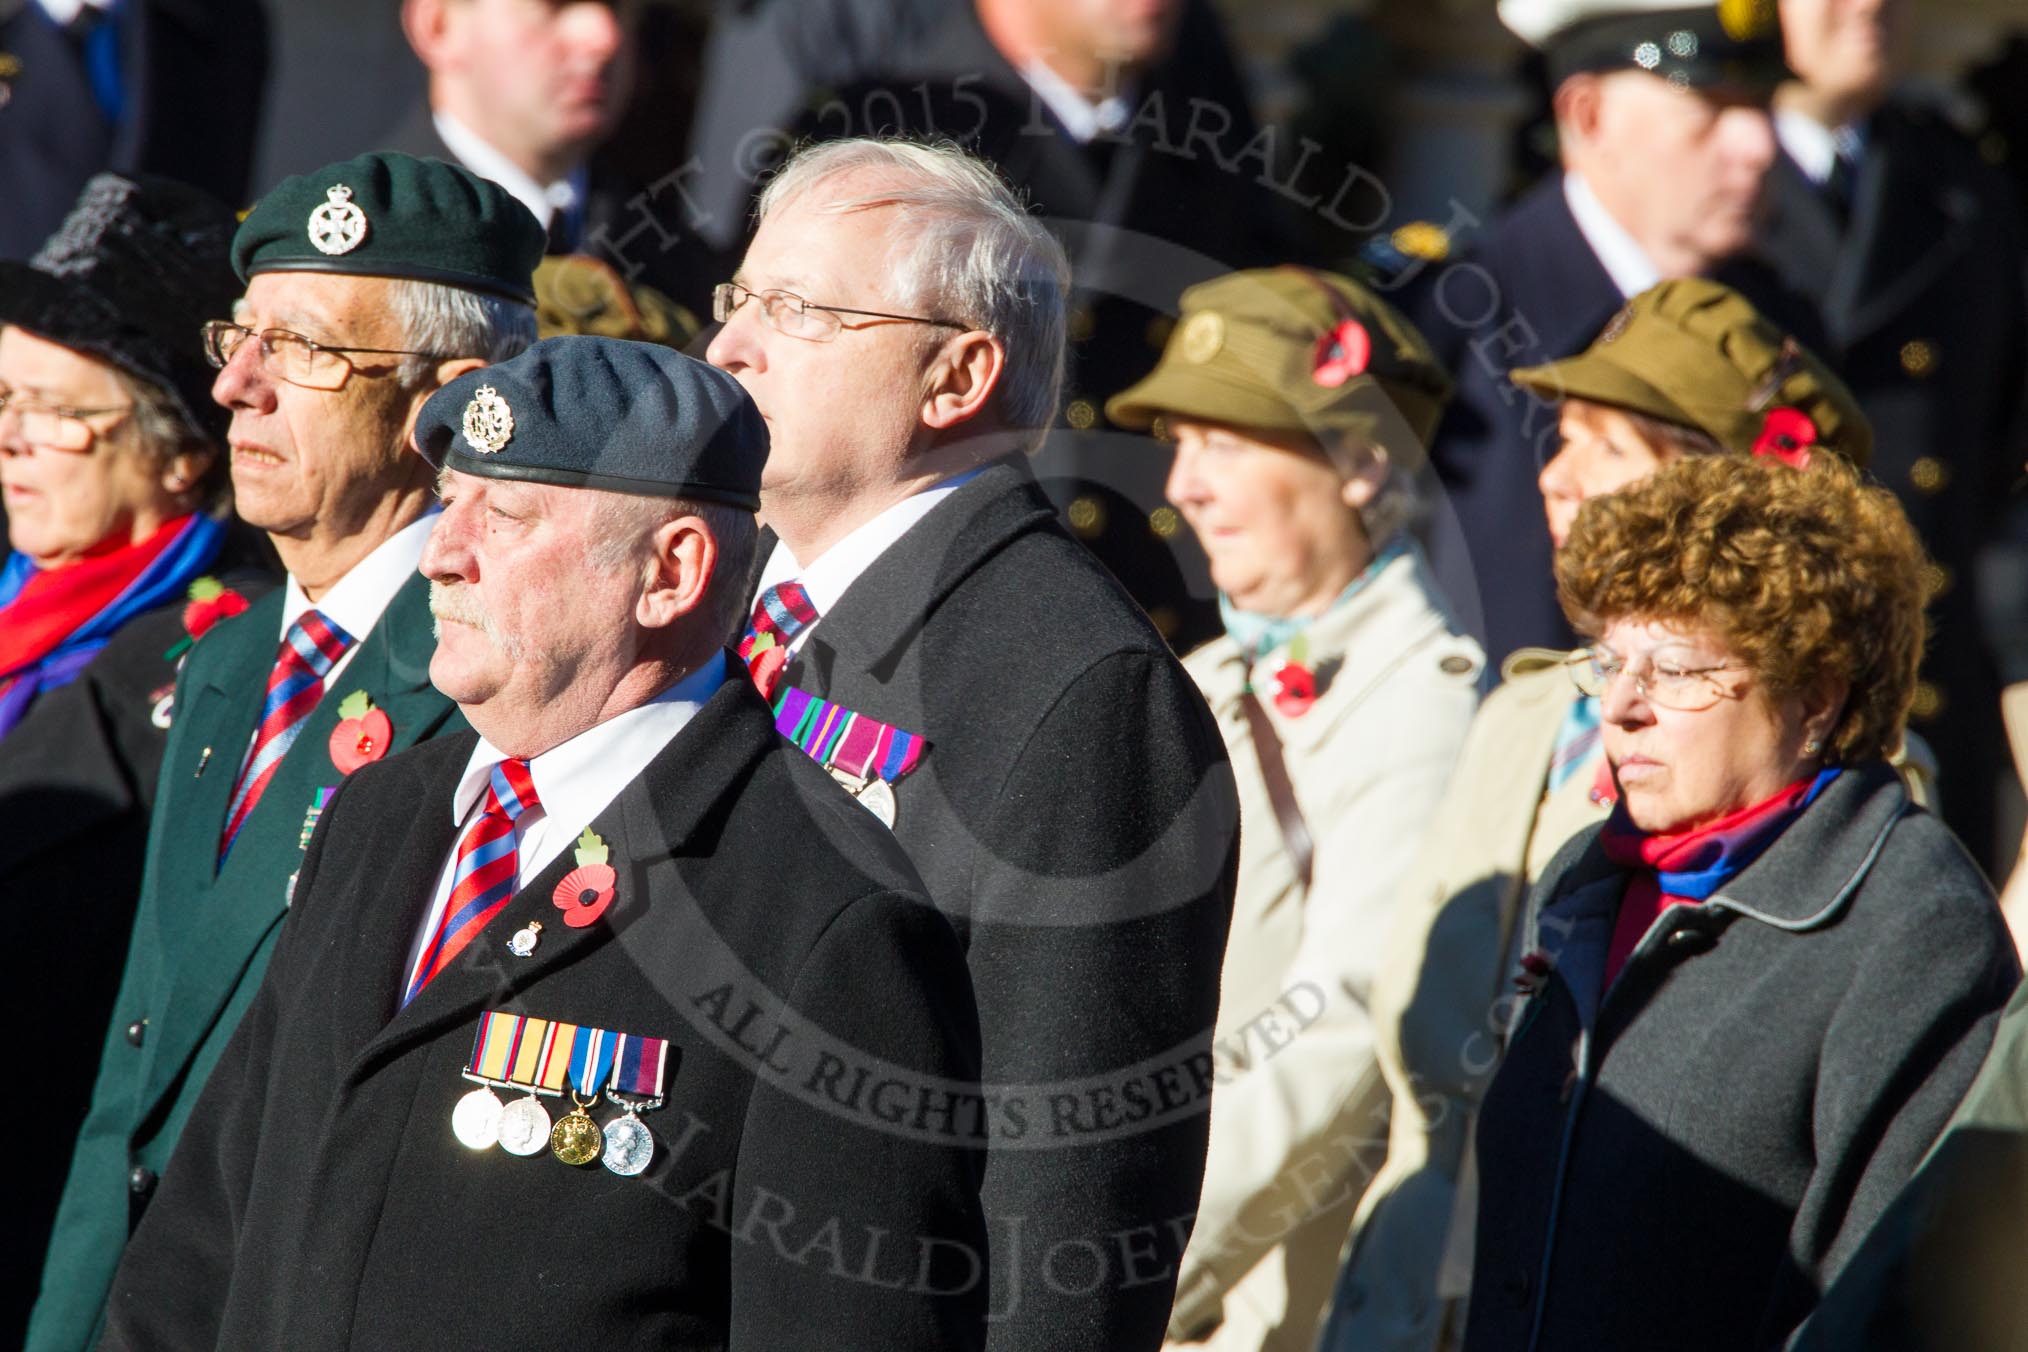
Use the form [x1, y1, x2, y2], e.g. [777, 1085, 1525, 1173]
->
[26, 572, 462, 1352]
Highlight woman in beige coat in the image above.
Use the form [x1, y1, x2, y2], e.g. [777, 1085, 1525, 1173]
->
[1320, 278, 1885, 1352]
[1107, 267, 1483, 1352]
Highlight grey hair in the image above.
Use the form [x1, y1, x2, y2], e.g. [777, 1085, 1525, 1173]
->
[108, 365, 229, 507]
[387, 279, 537, 386]
[587, 492, 760, 645]
[1325, 435, 1426, 547]
[756, 138, 1070, 453]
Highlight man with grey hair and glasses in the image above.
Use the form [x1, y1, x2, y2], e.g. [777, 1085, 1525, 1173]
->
[28, 151, 541, 1352]
[708, 136, 1238, 1351]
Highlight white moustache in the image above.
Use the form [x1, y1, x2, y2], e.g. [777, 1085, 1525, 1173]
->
[429, 582, 523, 659]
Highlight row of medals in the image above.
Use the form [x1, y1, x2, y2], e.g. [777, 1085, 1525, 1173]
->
[453, 1081, 657, 1176]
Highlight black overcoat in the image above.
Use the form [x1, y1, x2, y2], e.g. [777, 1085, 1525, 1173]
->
[1743, 102, 2028, 867]
[96, 673, 989, 1351]
[1463, 763, 2018, 1352]
[0, 561, 273, 1344]
[767, 460, 1239, 1351]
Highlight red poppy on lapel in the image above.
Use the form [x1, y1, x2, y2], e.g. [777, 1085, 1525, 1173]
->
[553, 827, 617, 928]
[328, 690, 392, 774]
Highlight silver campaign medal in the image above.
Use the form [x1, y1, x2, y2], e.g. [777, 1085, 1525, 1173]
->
[496, 1093, 553, 1156]
[856, 777, 897, 829]
[829, 768, 897, 829]
[601, 1095, 658, 1177]
[451, 1085, 504, 1150]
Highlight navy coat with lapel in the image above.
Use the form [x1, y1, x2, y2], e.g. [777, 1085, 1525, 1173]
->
[97, 676, 988, 1352]
[771, 460, 1239, 1352]
[1396, 175, 1625, 669]
[1463, 765, 2017, 1352]
[28, 570, 462, 1352]
[1740, 101, 2028, 867]
[0, 0, 269, 259]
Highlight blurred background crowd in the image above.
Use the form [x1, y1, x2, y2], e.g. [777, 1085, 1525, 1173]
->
[7, 0, 2028, 1349]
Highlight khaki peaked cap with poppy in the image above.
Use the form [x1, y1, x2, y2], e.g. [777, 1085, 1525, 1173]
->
[1510, 278, 1873, 469]
[1106, 267, 1454, 469]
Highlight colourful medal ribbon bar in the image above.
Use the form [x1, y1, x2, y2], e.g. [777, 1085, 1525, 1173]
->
[609, 1032, 669, 1100]
[465, 1011, 570, 1094]
[471, 1011, 649, 1097]
[566, 1025, 620, 1099]
[771, 687, 927, 784]
[299, 786, 335, 850]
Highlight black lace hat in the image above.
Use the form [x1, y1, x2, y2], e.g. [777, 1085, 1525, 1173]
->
[0, 174, 240, 443]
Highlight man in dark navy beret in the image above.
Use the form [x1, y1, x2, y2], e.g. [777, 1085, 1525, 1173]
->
[96, 336, 991, 1352]
[29, 150, 541, 1352]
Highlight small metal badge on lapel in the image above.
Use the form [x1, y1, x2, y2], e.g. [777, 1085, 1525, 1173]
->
[462, 385, 514, 454]
[507, 920, 543, 957]
[307, 184, 367, 256]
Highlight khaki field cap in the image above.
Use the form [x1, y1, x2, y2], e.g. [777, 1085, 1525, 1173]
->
[1510, 278, 1873, 469]
[1106, 266, 1454, 466]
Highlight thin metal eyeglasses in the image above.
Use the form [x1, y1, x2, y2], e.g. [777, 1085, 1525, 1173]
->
[0, 384, 133, 453]
[712, 282, 965, 342]
[201, 321, 446, 391]
[1564, 646, 1750, 712]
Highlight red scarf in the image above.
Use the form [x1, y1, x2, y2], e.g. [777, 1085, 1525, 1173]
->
[0, 516, 190, 683]
[1597, 772, 1827, 987]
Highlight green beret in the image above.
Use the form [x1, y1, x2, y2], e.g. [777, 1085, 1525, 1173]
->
[1106, 266, 1454, 467]
[232, 152, 544, 304]
[1510, 278, 1872, 469]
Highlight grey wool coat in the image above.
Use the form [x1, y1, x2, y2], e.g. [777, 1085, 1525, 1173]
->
[1462, 761, 2018, 1352]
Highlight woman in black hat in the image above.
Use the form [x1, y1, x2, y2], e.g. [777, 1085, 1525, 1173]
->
[0, 173, 275, 1344]
[0, 173, 272, 736]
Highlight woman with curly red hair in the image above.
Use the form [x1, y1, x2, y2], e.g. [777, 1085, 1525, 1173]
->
[1460, 452, 2018, 1352]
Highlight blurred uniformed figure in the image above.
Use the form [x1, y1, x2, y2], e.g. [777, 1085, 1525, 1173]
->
[1739, 0, 2028, 870]
[380, 0, 719, 308]
[0, 0, 269, 259]
[777, 0, 1289, 650]
[1389, 0, 1800, 671]
[1106, 268, 1481, 1352]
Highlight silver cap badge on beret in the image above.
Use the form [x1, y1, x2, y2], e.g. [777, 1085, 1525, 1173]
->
[306, 184, 367, 257]
[462, 385, 515, 454]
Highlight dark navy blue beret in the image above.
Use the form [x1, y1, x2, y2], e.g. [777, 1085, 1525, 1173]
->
[415, 336, 768, 509]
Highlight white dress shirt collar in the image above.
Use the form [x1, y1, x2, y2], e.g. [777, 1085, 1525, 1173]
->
[1563, 171, 1662, 301]
[1775, 108, 1868, 186]
[1018, 59, 1133, 144]
[752, 469, 982, 643]
[432, 109, 583, 229]
[403, 653, 729, 993]
[446, 650, 728, 832]
[277, 512, 437, 685]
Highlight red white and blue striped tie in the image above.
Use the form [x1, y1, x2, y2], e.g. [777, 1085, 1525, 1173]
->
[218, 610, 355, 861]
[736, 581, 818, 699]
[402, 758, 541, 1006]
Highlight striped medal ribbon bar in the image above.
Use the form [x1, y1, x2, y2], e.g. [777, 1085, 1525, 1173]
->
[609, 1032, 670, 1102]
[771, 686, 927, 785]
